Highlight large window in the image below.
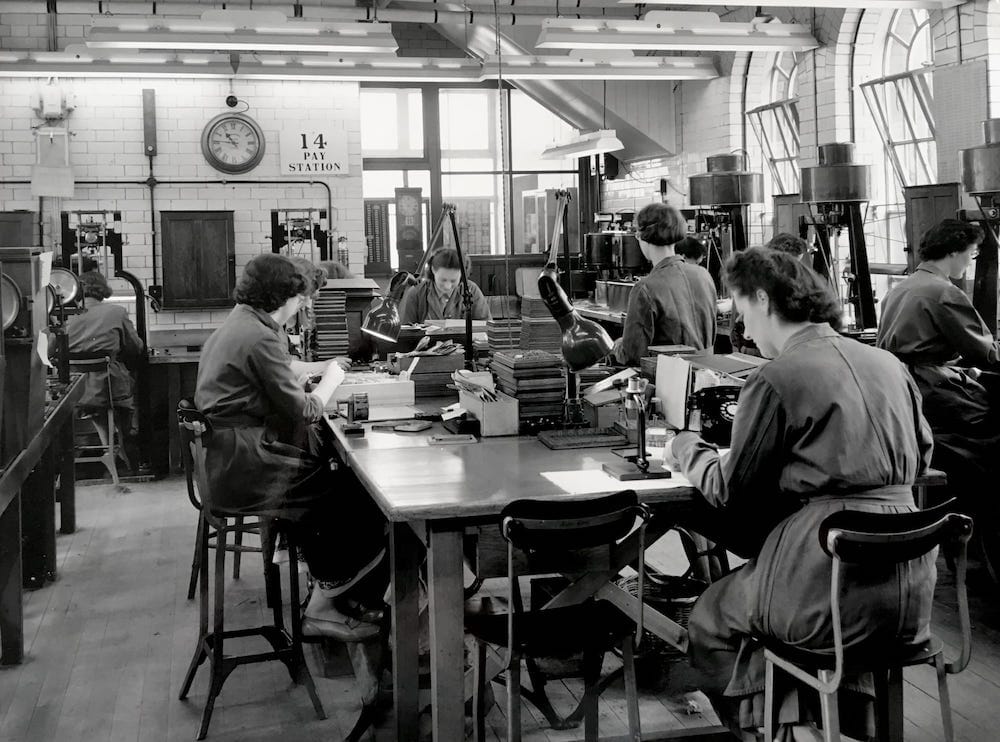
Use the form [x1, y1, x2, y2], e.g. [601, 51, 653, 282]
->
[854, 8, 936, 284]
[747, 51, 802, 196]
[859, 8, 936, 189]
[361, 85, 578, 271]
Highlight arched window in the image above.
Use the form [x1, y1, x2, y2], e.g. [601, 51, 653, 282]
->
[860, 9, 936, 189]
[747, 51, 802, 195]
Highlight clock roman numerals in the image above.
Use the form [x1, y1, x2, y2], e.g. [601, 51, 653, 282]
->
[202, 114, 265, 173]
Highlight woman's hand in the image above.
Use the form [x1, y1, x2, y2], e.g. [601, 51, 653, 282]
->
[662, 435, 680, 471]
[310, 361, 346, 407]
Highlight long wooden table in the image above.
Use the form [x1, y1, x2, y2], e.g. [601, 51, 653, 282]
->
[0, 374, 84, 664]
[326, 410, 948, 741]
[327, 411, 714, 741]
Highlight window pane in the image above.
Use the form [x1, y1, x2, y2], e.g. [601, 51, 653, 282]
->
[440, 90, 491, 152]
[441, 157, 496, 173]
[441, 174, 502, 255]
[360, 88, 423, 157]
[510, 90, 578, 171]
[361, 92, 398, 152]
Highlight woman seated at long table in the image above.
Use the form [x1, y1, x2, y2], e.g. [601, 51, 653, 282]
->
[665, 247, 936, 740]
[196, 253, 388, 640]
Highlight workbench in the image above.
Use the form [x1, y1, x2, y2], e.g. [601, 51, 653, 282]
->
[0, 373, 84, 664]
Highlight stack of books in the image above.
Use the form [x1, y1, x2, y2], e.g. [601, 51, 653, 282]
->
[487, 318, 522, 351]
[312, 290, 349, 359]
[396, 352, 465, 398]
[519, 298, 561, 354]
[490, 350, 566, 423]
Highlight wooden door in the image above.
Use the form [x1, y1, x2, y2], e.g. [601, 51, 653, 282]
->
[161, 211, 235, 309]
[0, 212, 35, 247]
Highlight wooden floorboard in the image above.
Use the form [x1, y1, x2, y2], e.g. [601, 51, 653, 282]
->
[1, 477, 999, 741]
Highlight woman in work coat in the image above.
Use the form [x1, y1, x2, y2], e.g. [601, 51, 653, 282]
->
[666, 248, 936, 739]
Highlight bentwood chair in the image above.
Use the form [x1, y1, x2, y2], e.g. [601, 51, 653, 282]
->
[761, 499, 973, 742]
[178, 400, 264, 600]
[465, 490, 652, 742]
[69, 354, 131, 486]
[176, 403, 324, 740]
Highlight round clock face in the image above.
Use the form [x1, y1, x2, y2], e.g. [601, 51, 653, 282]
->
[397, 195, 420, 217]
[201, 113, 265, 174]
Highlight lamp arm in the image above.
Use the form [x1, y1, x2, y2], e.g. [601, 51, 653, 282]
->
[544, 190, 571, 268]
[444, 203, 476, 371]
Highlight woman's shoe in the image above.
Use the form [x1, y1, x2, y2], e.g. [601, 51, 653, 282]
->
[302, 604, 380, 642]
[315, 547, 386, 598]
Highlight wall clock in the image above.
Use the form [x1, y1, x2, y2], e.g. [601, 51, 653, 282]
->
[201, 112, 265, 174]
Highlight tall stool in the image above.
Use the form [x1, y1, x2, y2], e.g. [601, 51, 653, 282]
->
[179, 400, 264, 600]
[176, 403, 325, 740]
[69, 355, 130, 485]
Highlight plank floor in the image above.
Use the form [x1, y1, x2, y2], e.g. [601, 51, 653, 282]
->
[0, 478, 996, 741]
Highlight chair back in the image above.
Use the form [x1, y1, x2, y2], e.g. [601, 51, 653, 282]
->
[69, 354, 114, 408]
[499, 490, 651, 645]
[501, 490, 644, 553]
[819, 498, 973, 565]
[176, 399, 222, 527]
[815, 498, 974, 683]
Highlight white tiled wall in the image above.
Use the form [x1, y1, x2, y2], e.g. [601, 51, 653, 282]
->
[0, 76, 363, 331]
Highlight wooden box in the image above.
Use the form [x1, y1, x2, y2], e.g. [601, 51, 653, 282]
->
[459, 389, 519, 437]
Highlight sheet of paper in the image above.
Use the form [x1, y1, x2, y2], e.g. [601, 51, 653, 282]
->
[655, 354, 691, 430]
[36, 331, 53, 368]
[366, 405, 421, 422]
[39, 251, 53, 289]
[541, 469, 692, 494]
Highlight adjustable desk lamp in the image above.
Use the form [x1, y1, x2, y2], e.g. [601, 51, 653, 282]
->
[537, 189, 614, 422]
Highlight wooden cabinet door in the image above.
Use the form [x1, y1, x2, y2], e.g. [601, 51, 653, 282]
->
[0, 212, 35, 247]
[161, 211, 236, 309]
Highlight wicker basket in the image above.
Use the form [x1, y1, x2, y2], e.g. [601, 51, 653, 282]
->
[617, 573, 707, 692]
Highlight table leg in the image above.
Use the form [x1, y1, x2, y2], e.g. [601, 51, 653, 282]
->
[21, 447, 56, 588]
[0, 494, 23, 664]
[167, 365, 181, 473]
[58, 414, 76, 534]
[427, 525, 465, 742]
[391, 522, 422, 742]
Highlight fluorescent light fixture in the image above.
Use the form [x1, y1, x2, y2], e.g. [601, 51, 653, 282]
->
[540, 130, 624, 160]
[86, 10, 398, 54]
[632, 0, 960, 7]
[536, 11, 820, 52]
[481, 52, 717, 80]
[0, 47, 483, 82]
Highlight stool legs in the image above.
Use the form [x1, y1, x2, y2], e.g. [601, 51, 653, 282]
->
[233, 516, 244, 580]
[179, 521, 325, 740]
[187, 512, 205, 601]
[934, 654, 955, 742]
[816, 670, 840, 742]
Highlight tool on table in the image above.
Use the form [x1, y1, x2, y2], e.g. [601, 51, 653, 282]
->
[371, 420, 433, 433]
[429, 433, 478, 445]
[336, 393, 370, 422]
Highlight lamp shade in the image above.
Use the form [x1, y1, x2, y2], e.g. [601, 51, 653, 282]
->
[538, 265, 613, 372]
[540, 129, 624, 161]
[361, 295, 402, 342]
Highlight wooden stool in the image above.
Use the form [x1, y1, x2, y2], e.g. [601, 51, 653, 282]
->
[176, 404, 325, 740]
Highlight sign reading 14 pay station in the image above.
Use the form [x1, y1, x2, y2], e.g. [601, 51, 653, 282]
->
[279, 128, 350, 176]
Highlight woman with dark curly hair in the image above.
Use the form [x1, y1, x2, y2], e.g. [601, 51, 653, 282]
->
[613, 203, 717, 365]
[196, 253, 387, 639]
[665, 248, 935, 740]
[877, 219, 1000, 514]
